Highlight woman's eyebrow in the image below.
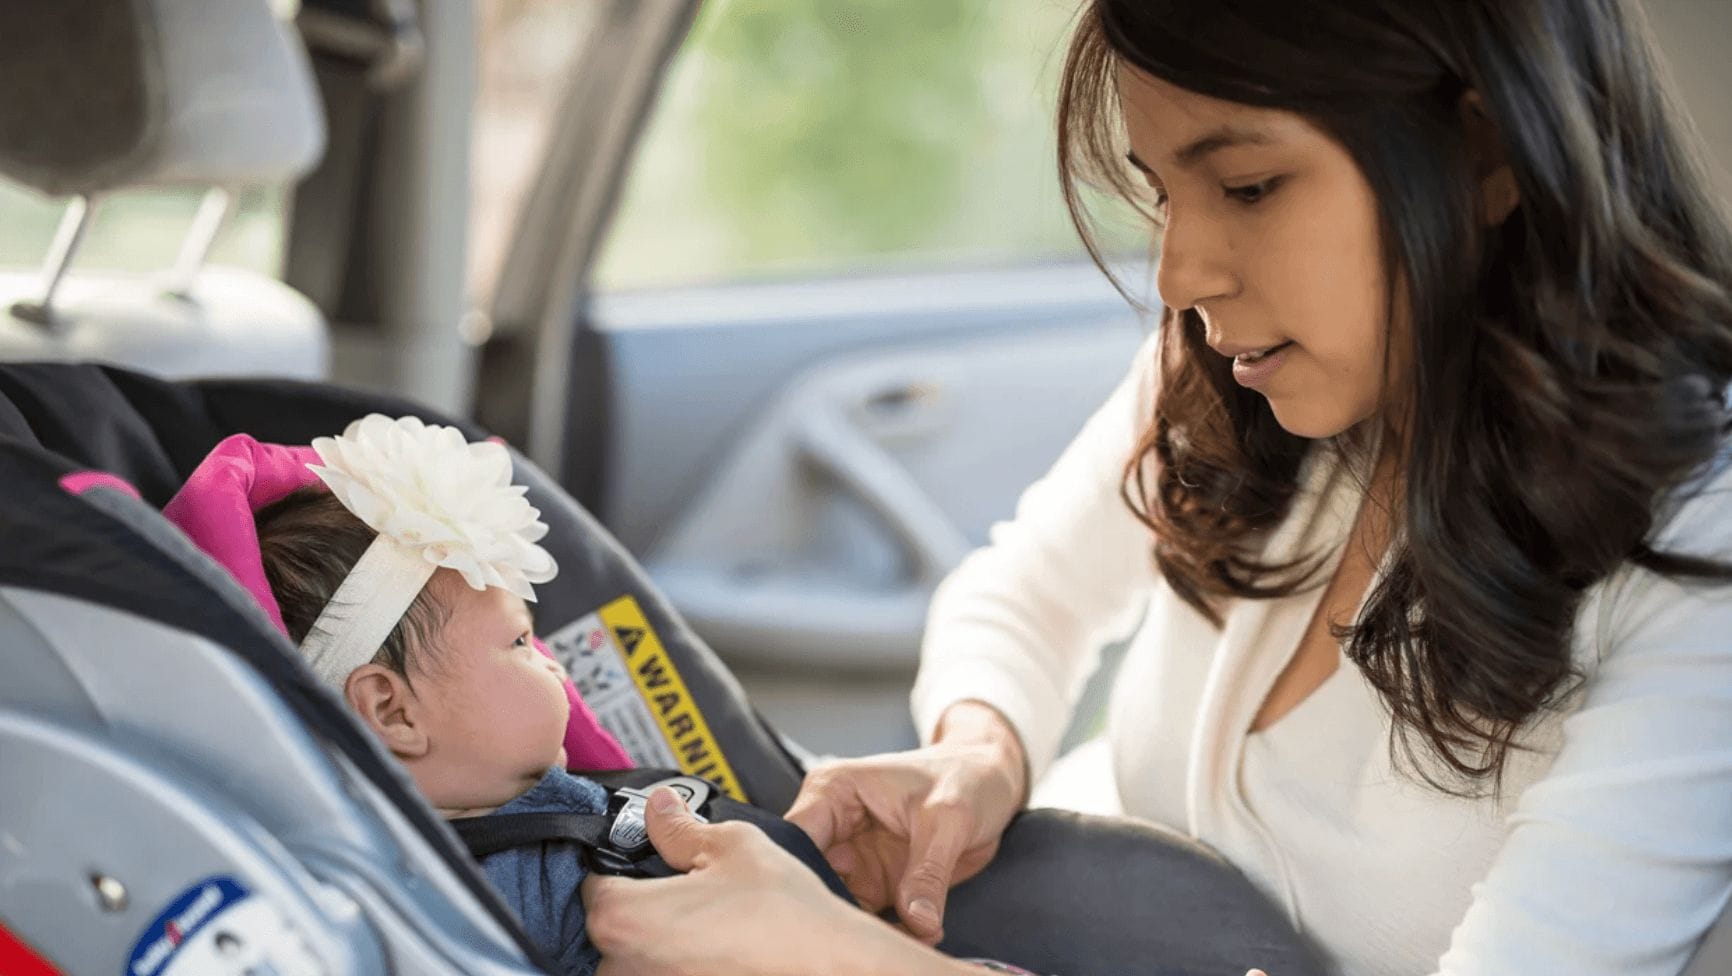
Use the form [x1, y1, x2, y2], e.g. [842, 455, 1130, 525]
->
[1127, 124, 1278, 175]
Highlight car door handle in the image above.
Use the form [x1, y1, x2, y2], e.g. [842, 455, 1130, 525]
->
[793, 398, 971, 587]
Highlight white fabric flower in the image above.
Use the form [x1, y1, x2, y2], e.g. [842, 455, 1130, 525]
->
[307, 414, 558, 600]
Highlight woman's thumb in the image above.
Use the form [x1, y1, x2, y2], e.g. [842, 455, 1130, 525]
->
[898, 814, 968, 942]
[642, 787, 705, 872]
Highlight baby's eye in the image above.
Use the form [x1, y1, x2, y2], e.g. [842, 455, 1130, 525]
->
[513, 633, 531, 649]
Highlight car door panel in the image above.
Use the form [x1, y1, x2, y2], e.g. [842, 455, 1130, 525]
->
[586, 263, 1146, 751]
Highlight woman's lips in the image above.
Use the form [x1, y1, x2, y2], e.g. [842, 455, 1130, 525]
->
[1231, 340, 1294, 388]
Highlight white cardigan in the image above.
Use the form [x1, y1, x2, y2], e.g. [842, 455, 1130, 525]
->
[911, 333, 1732, 975]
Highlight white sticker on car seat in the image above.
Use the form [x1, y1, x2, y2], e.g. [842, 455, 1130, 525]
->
[546, 595, 747, 801]
[549, 606, 682, 771]
[126, 876, 323, 976]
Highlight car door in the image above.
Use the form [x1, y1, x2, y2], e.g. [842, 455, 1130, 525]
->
[478, 0, 1156, 756]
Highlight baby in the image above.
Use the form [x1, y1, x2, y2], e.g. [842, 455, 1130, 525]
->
[164, 415, 625, 975]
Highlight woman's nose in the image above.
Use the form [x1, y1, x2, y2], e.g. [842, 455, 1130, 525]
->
[1155, 213, 1238, 312]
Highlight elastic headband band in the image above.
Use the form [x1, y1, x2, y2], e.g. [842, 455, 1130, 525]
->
[300, 534, 438, 689]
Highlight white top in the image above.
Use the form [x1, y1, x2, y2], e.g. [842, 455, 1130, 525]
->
[911, 333, 1732, 976]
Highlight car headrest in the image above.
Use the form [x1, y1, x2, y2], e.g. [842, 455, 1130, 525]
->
[0, 0, 325, 196]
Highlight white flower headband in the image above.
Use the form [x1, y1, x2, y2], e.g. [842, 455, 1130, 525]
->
[298, 414, 558, 691]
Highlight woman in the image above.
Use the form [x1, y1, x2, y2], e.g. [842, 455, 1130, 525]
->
[584, 0, 1732, 972]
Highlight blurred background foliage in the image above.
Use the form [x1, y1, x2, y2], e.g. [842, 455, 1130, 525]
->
[594, 0, 1141, 290]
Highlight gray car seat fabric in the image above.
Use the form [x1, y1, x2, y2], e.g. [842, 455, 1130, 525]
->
[943, 812, 1325, 976]
[0, 362, 1337, 974]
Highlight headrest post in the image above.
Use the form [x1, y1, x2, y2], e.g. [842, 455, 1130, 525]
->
[163, 186, 235, 301]
[10, 195, 97, 331]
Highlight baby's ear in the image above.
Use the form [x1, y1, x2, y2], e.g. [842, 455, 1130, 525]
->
[345, 664, 427, 759]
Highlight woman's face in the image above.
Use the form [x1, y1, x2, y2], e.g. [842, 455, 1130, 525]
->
[1118, 65, 1402, 438]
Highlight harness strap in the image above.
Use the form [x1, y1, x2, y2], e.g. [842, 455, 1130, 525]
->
[450, 811, 612, 860]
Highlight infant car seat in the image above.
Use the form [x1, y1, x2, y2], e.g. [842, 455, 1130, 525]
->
[0, 361, 1329, 975]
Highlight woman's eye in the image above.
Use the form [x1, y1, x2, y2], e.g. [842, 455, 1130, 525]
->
[1144, 187, 1170, 226]
[1225, 177, 1281, 204]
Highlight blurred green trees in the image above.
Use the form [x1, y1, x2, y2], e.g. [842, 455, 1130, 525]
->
[693, 3, 993, 259]
[595, 0, 1132, 290]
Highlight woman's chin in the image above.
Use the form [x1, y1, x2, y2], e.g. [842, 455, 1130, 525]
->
[1265, 397, 1361, 440]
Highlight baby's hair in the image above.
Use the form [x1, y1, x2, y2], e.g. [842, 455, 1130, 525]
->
[256, 487, 450, 684]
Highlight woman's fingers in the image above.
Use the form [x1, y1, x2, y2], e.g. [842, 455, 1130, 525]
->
[896, 801, 972, 943]
[785, 763, 865, 850]
[837, 835, 895, 913]
[581, 873, 658, 961]
[641, 787, 709, 871]
[826, 838, 859, 875]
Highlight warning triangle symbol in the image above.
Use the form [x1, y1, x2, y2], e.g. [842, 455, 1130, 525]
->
[614, 626, 645, 656]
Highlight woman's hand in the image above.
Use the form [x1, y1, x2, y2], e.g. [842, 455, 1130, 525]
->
[582, 788, 965, 976]
[784, 701, 1029, 945]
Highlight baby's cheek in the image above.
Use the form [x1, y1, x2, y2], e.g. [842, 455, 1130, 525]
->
[532, 671, 572, 739]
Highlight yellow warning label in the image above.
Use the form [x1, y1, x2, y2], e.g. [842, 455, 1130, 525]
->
[597, 595, 747, 802]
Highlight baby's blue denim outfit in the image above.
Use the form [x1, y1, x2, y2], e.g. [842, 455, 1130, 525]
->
[477, 768, 610, 976]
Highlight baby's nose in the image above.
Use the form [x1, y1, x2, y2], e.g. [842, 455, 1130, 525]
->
[543, 654, 569, 681]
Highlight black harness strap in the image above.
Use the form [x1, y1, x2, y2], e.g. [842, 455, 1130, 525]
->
[451, 812, 612, 860]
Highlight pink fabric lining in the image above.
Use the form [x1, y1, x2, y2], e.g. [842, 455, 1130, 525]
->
[59, 471, 142, 500]
[162, 434, 321, 636]
[163, 433, 631, 772]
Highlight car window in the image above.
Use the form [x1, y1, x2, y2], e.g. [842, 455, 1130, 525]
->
[469, 0, 607, 304]
[592, 0, 1143, 292]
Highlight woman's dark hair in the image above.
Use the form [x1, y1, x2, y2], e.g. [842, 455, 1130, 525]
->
[1059, 0, 1732, 791]
[257, 488, 448, 683]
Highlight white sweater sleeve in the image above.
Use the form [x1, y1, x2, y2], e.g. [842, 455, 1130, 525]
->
[1435, 465, 1732, 975]
[910, 332, 1163, 781]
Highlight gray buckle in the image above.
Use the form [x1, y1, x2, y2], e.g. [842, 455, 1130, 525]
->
[606, 776, 713, 859]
